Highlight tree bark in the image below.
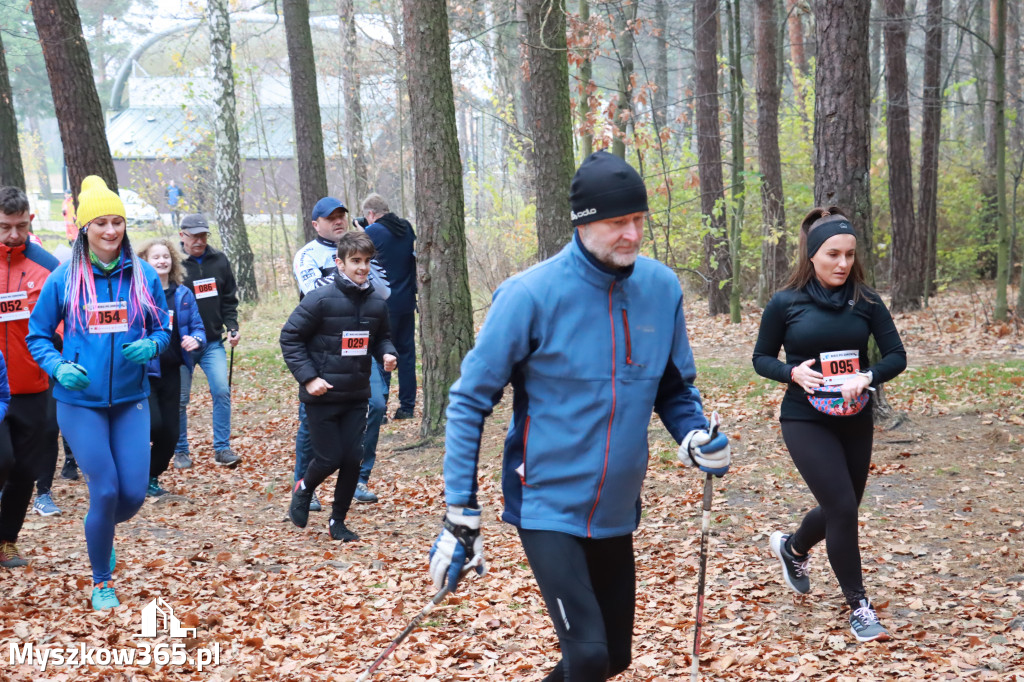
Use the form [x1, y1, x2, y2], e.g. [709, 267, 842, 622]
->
[0, 32, 25, 189]
[208, 0, 258, 303]
[785, 0, 808, 75]
[726, 0, 744, 323]
[284, 0, 328, 243]
[611, 0, 637, 159]
[526, 0, 575, 260]
[919, 0, 943, 304]
[886, 0, 922, 312]
[755, 0, 787, 306]
[812, 0, 874, 284]
[652, 0, 669, 130]
[694, 0, 732, 315]
[402, 0, 474, 437]
[28, 117, 52, 198]
[992, 0, 1010, 320]
[340, 0, 369, 203]
[31, 0, 116, 195]
[577, 0, 594, 158]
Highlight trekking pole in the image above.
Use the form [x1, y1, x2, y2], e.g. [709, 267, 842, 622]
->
[691, 412, 720, 682]
[228, 332, 236, 388]
[356, 585, 451, 681]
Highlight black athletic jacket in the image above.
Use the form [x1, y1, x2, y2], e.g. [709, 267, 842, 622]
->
[181, 246, 239, 340]
[752, 286, 907, 422]
[279, 275, 397, 404]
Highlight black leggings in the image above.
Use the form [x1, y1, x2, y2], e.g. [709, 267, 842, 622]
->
[149, 366, 182, 479]
[781, 417, 873, 604]
[518, 529, 635, 681]
[303, 402, 366, 522]
[0, 391, 48, 542]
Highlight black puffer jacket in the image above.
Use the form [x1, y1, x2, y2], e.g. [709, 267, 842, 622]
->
[280, 275, 397, 404]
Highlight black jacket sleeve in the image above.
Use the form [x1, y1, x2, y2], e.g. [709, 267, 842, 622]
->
[865, 297, 907, 385]
[279, 297, 321, 386]
[752, 293, 797, 384]
[220, 255, 240, 332]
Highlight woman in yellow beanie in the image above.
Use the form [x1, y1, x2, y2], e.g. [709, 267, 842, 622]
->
[27, 176, 171, 611]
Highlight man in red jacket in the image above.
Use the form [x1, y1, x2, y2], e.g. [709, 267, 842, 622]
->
[0, 187, 60, 568]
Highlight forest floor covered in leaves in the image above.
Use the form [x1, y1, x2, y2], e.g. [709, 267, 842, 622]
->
[2, 289, 1023, 681]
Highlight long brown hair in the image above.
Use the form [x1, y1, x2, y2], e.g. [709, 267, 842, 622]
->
[137, 237, 185, 285]
[782, 206, 870, 302]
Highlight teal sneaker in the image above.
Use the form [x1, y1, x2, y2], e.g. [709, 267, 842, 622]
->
[91, 582, 120, 611]
[147, 477, 168, 497]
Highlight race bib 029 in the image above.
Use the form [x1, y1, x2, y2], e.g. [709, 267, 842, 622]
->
[0, 291, 30, 322]
[88, 301, 129, 334]
[820, 350, 861, 386]
[193, 278, 219, 299]
[341, 330, 369, 356]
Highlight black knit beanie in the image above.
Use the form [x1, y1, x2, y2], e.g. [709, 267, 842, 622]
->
[570, 151, 649, 226]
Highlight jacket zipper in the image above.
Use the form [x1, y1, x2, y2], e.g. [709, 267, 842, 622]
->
[622, 309, 634, 365]
[587, 281, 618, 537]
[106, 277, 115, 407]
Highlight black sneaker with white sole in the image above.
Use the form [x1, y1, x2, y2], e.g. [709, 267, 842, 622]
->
[769, 531, 811, 595]
[329, 518, 359, 542]
[849, 598, 891, 642]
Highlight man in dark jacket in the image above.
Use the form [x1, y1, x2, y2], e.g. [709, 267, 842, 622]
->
[280, 232, 397, 542]
[175, 213, 241, 469]
[361, 194, 416, 419]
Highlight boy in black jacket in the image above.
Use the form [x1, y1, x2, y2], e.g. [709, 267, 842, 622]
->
[280, 233, 397, 541]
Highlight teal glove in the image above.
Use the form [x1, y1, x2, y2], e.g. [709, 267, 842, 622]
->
[121, 339, 158, 364]
[55, 362, 90, 391]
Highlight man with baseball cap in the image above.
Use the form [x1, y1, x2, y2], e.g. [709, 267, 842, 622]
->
[429, 151, 731, 680]
[291, 197, 392, 506]
[174, 213, 241, 469]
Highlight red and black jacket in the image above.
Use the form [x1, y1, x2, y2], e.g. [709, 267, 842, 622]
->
[0, 241, 59, 395]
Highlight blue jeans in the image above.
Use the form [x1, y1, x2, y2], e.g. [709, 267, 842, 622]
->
[294, 358, 387, 484]
[177, 339, 232, 453]
[387, 311, 417, 411]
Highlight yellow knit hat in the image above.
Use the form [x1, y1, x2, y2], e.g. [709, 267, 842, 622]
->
[76, 175, 125, 228]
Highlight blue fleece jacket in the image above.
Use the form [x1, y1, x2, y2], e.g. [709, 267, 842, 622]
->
[444, 237, 709, 539]
[147, 282, 207, 377]
[27, 257, 170, 407]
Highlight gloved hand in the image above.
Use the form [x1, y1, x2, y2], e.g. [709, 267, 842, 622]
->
[429, 505, 485, 592]
[121, 339, 158, 364]
[55, 362, 90, 391]
[679, 412, 731, 477]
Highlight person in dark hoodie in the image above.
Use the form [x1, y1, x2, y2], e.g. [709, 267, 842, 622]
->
[361, 194, 417, 420]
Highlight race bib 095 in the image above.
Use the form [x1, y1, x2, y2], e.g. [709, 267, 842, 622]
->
[820, 350, 860, 386]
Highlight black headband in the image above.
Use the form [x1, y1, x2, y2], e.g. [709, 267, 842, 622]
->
[807, 215, 858, 257]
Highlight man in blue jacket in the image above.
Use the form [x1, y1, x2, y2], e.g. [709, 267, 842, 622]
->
[429, 151, 732, 682]
[362, 194, 416, 420]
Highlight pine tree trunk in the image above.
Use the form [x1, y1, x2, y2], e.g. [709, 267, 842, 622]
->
[652, 0, 669, 131]
[886, 0, 922, 312]
[755, 0, 787, 306]
[726, 0, 744, 323]
[812, 0, 874, 285]
[785, 0, 807, 75]
[578, 0, 594, 158]
[402, 0, 474, 438]
[919, 0, 944, 304]
[340, 0, 369, 203]
[526, 0, 575, 260]
[284, 0, 328, 243]
[694, 0, 731, 315]
[0, 32, 25, 189]
[208, 0, 258, 303]
[31, 0, 116, 195]
[611, 1, 637, 159]
[992, 0, 1010, 320]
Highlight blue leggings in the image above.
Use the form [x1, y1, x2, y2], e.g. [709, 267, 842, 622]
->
[58, 401, 150, 584]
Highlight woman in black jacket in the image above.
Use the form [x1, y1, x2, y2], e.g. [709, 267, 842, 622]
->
[752, 207, 906, 642]
[279, 232, 397, 542]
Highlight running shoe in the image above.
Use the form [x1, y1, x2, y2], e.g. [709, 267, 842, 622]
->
[849, 598, 891, 642]
[769, 531, 811, 595]
[353, 482, 379, 503]
[289, 480, 313, 528]
[60, 459, 80, 481]
[393, 408, 414, 420]
[33, 493, 62, 516]
[91, 582, 120, 611]
[173, 451, 193, 469]
[0, 542, 28, 568]
[329, 518, 359, 542]
[309, 492, 322, 512]
[147, 477, 168, 497]
[215, 448, 241, 468]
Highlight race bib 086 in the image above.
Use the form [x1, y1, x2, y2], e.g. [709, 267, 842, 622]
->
[193, 278, 219, 299]
[820, 350, 860, 386]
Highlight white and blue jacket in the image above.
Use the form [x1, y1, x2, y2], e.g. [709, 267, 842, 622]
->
[445, 235, 709, 539]
[27, 257, 170, 408]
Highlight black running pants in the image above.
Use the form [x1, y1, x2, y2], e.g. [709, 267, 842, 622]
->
[781, 417, 874, 603]
[303, 401, 367, 522]
[149, 364, 182, 479]
[518, 528, 635, 681]
[0, 391, 48, 542]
